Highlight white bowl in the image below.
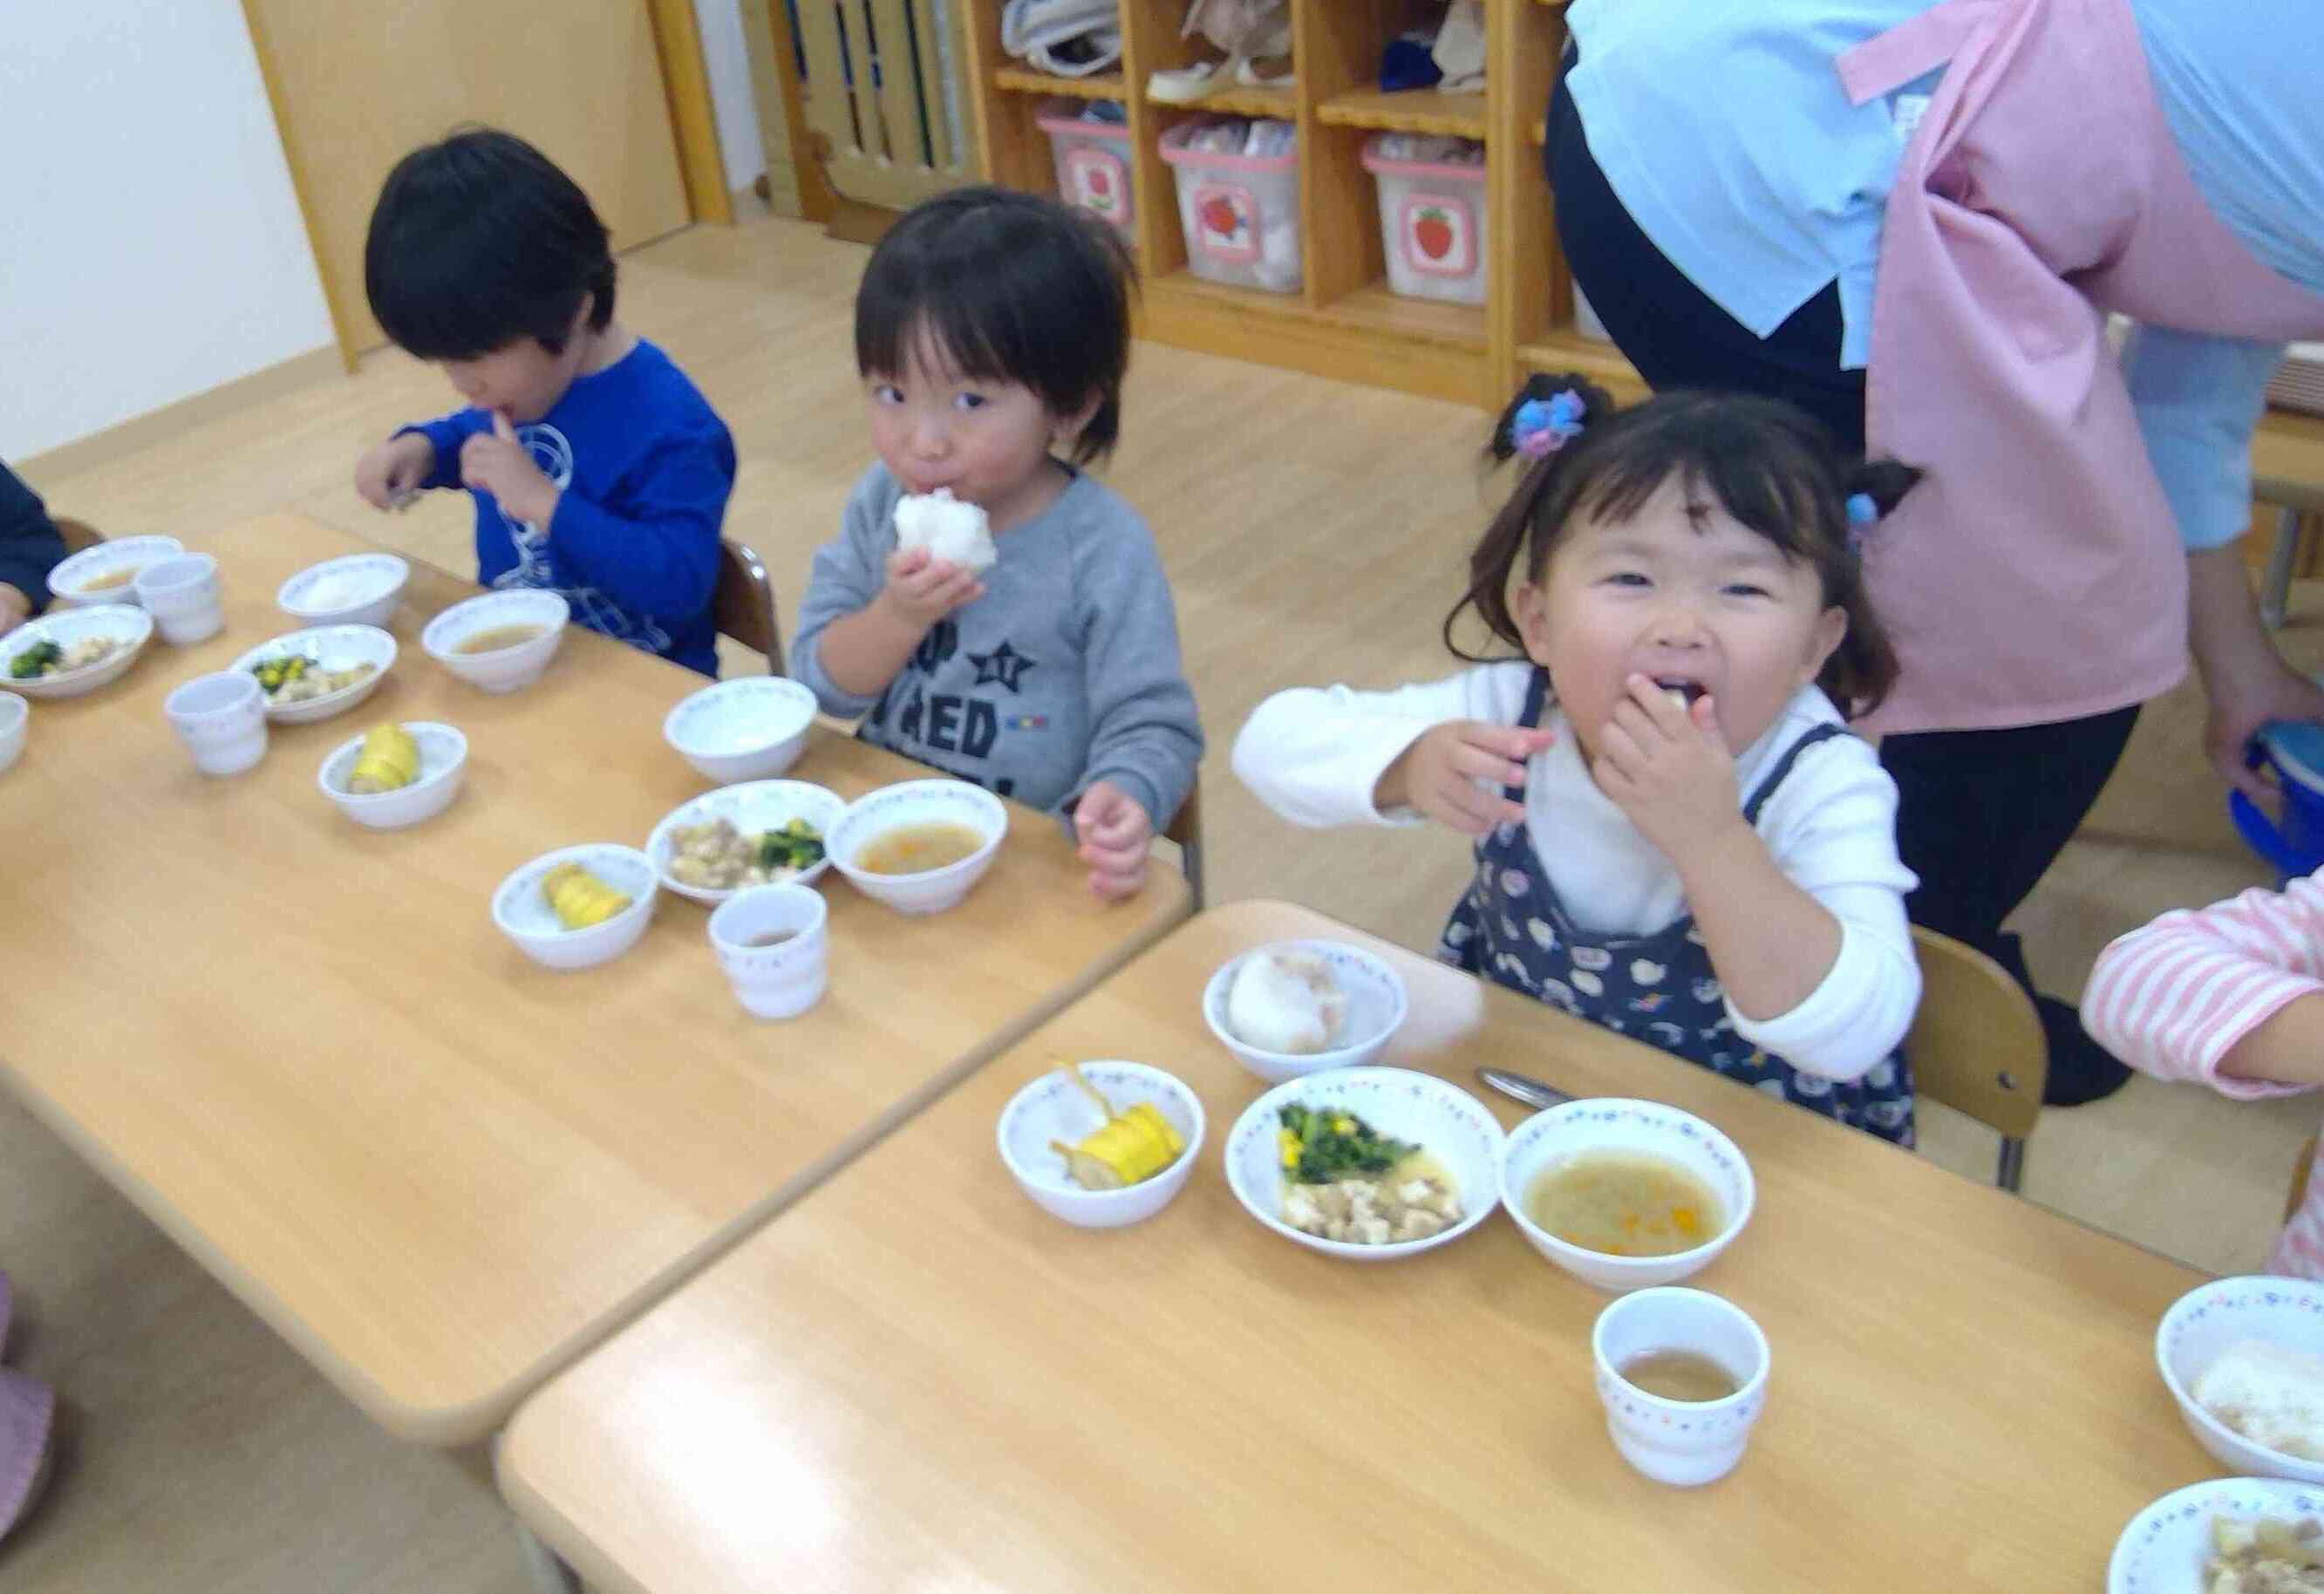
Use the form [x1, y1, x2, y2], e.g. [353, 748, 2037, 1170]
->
[277, 553, 410, 630]
[2109, 1477, 2324, 1594]
[1202, 939, 1411, 1083]
[0, 691, 25, 774]
[48, 535, 184, 609]
[2158, 1276, 2324, 1483]
[647, 780, 846, 904]
[1223, 1067, 1505, 1262]
[232, 625, 398, 725]
[828, 779, 1008, 916]
[422, 589, 569, 694]
[998, 1062, 1205, 1229]
[1501, 1098, 1756, 1293]
[664, 677, 819, 784]
[491, 843, 658, 971]
[317, 722, 467, 830]
[2, 605, 155, 699]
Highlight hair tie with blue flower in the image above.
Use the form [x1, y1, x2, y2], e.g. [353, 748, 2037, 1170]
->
[1513, 390, 1587, 460]
[1844, 492, 1879, 554]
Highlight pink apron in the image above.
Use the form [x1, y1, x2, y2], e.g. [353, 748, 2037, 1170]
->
[1837, 0, 2324, 734]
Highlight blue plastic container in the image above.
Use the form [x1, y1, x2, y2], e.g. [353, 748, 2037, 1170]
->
[2230, 721, 2324, 884]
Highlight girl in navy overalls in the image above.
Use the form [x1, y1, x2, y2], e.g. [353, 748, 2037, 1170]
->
[1234, 378, 1923, 1142]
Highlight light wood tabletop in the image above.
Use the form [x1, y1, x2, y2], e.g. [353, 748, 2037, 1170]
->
[0, 512, 1189, 1445]
[500, 899, 2218, 1594]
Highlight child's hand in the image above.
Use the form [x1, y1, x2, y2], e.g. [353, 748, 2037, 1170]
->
[1592, 674, 1744, 861]
[1073, 780, 1153, 901]
[355, 433, 433, 511]
[459, 411, 559, 527]
[1377, 721, 1557, 837]
[879, 546, 985, 630]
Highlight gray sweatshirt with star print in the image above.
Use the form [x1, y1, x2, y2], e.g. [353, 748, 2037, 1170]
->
[790, 462, 1203, 828]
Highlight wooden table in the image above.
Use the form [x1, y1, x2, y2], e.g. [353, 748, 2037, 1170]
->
[0, 512, 1189, 1445]
[500, 900, 2216, 1593]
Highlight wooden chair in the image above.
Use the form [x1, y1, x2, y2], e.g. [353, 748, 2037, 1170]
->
[53, 517, 103, 556]
[2257, 471, 2324, 629]
[1162, 780, 1205, 912]
[2290, 1134, 2318, 1224]
[1906, 926, 2048, 1192]
[712, 536, 784, 673]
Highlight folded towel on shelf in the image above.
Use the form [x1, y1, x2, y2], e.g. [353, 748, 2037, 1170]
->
[1000, 0, 1121, 77]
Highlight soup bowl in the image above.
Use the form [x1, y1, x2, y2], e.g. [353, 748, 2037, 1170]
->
[1501, 1098, 1755, 1292]
[422, 590, 569, 694]
[827, 779, 1007, 916]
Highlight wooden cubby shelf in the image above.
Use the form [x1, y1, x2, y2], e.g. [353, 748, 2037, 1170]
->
[1144, 83, 1298, 119]
[1314, 87, 1488, 140]
[993, 67, 1126, 100]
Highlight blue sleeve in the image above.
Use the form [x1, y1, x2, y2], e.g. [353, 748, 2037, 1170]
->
[787, 472, 895, 717]
[2123, 324, 2286, 551]
[395, 411, 491, 491]
[546, 426, 732, 627]
[0, 460, 67, 615]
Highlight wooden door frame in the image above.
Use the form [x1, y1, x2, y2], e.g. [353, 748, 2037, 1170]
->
[738, 0, 838, 222]
[240, 0, 732, 374]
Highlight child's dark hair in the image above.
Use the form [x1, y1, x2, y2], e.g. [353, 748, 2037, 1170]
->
[855, 186, 1135, 465]
[1453, 375, 1917, 720]
[365, 127, 616, 361]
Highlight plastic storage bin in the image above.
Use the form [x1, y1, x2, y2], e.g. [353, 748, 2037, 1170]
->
[1158, 120, 1301, 294]
[1361, 136, 1488, 307]
[1038, 103, 1135, 241]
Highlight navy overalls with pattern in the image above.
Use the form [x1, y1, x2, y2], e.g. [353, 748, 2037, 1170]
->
[1437, 669, 1915, 1145]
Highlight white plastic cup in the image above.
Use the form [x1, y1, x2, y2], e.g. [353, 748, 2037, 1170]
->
[0, 691, 25, 775]
[1591, 1287, 1770, 1488]
[135, 554, 225, 645]
[164, 670, 267, 776]
[706, 883, 829, 1019]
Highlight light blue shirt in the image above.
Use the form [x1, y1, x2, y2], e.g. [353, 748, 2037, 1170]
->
[1565, 0, 2323, 549]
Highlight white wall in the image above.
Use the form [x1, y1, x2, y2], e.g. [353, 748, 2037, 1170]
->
[0, 2, 337, 462]
[694, 0, 769, 194]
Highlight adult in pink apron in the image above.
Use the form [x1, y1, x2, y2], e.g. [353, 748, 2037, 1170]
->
[1544, 0, 2324, 1103]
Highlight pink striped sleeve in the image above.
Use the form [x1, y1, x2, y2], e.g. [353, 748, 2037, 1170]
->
[2082, 873, 2324, 1100]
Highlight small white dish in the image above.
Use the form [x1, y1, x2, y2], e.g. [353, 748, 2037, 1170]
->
[706, 883, 830, 1019]
[133, 553, 226, 645]
[163, 670, 268, 777]
[492, 843, 658, 971]
[1502, 1098, 1756, 1293]
[422, 589, 569, 695]
[317, 722, 467, 830]
[1223, 1067, 1504, 1262]
[278, 553, 410, 630]
[48, 536, 183, 609]
[0, 691, 25, 775]
[1592, 1287, 1771, 1488]
[998, 1062, 1204, 1229]
[1202, 939, 1410, 1083]
[2158, 1276, 2324, 1484]
[828, 778, 1007, 916]
[2, 605, 154, 699]
[647, 780, 846, 904]
[2108, 1477, 2324, 1594]
[664, 676, 819, 784]
[233, 625, 398, 725]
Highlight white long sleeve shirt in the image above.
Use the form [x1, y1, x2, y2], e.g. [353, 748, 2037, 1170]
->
[1230, 664, 1920, 1080]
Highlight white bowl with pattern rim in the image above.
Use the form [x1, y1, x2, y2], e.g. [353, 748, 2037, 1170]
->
[422, 589, 569, 694]
[1202, 939, 1409, 1084]
[828, 778, 1008, 916]
[997, 1061, 1206, 1229]
[647, 779, 847, 904]
[663, 676, 819, 784]
[2159, 1276, 2324, 1483]
[2109, 1477, 2324, 1594]
[232, 625, 398, 725]
[1224, 1067, 1506, 1262]
[0, 691, 25, 774]
[491, 843, 659, 971]
[277, 553, 410, 630]
[317, 722, 467, 830]
[2, 604, 155, 699]
[48, 536, 183, 608]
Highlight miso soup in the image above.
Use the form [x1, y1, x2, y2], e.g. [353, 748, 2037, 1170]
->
[456, 623, 544, 655]
[855, 821, 984, 876]
[1525, 1149, 1723, 1258]
[1618, 1350, 1739, 1403]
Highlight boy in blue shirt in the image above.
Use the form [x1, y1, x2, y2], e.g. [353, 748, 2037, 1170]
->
[353, 129, 736, 676]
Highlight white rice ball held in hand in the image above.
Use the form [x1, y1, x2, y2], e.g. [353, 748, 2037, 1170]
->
[893, 489, 997, 574]
[2197, 1339, 2324, 1461]
[1225, 950, 1346, 1055]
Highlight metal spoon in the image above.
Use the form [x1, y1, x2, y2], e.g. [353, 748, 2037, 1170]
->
[1475, 1067, 1576, 1111]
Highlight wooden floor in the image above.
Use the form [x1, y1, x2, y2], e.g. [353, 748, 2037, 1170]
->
[6, 208, 2317, 1589]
